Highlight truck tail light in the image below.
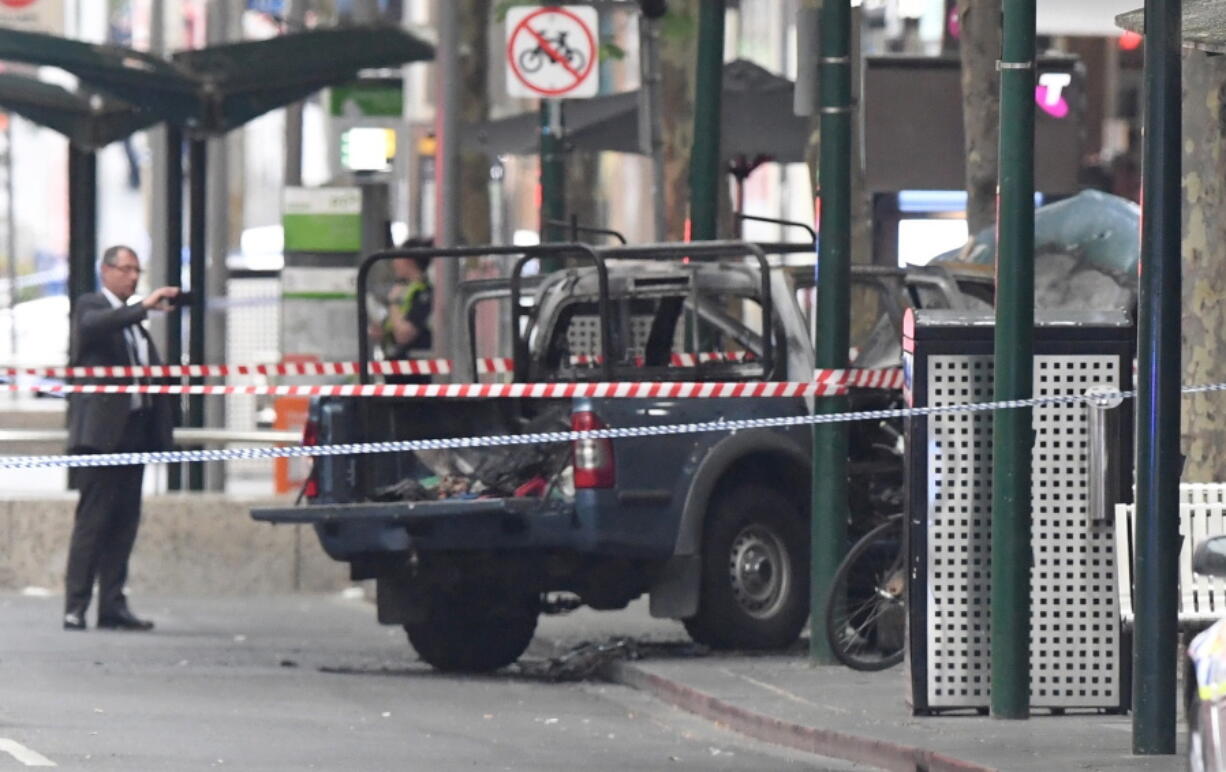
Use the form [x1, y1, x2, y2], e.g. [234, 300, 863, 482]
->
[302, 417, 320, 499]
[572, 411, 615, 489]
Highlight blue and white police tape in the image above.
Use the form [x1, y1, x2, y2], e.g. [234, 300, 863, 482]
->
[3, 382, 1197, 470]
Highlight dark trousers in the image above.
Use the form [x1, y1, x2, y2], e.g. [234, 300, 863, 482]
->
[64, 409, 152, 619]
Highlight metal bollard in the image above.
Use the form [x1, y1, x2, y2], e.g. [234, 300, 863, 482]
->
[1085, 385, 1123, 525]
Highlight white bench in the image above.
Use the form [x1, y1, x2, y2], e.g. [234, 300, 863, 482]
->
[1116, 483, 1226, 632]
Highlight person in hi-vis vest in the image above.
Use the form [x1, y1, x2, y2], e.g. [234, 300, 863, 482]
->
[369, 244, 432, 385]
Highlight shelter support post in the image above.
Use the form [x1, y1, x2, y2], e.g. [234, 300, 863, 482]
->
[187, 137, 206, 491]
[66, 144, 97, 308]
[165, 124, 184, 491]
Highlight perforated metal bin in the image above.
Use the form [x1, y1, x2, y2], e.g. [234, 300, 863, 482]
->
[902, 310, 1134, 715]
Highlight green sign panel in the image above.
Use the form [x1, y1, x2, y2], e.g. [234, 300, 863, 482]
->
[282, 186, 361, 253]
[328, 78, 403, 118]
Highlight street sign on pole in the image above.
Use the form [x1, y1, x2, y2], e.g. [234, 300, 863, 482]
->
[0, 0, 63, 35]
[506, 5, 598, 99]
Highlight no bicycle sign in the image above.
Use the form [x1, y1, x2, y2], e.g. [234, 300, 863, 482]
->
[505, 5, 598, 99]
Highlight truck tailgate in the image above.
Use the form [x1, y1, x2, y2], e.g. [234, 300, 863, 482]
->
[252, 497, 543, 524]
[252, 498, 575, 551]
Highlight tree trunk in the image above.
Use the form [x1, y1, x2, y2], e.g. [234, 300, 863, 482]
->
[1180, 50, 1226, 481]
[457, 0, 491, 247]
[659, 1, 699, 240]
[957, 0, 1001, 236]
[564, 150, 602, 237]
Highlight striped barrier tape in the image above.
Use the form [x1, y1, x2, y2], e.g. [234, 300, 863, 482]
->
[1, 374, 899, 399]
[6, 381, 1224, 470]
[1, 359, 903, 392]
[0, 353, 759, 379]
[1, 358, 457, 379]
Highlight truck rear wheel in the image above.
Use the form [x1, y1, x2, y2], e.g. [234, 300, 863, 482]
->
[684, 484, 809, 650]
[405, 591, 539, 673]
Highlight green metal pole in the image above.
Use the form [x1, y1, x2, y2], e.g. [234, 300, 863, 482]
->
[187, 137, 206, 492]
[991, 0, 1036, 720]
[688, 0, 724, 241]
[66, 145, 97, 308]
[809, 0, 852, 665]
[165, 124, 184, 492]
[1132, 0, 1181, 755]
[539, 100, 566, 246]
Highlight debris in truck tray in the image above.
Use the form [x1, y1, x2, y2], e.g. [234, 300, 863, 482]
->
[371, 477, 430, 502]
[513, 477, 548, 498]
[372, 406, 572, 502]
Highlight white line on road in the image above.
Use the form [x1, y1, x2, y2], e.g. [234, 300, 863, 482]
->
[0, 739, 56, 767]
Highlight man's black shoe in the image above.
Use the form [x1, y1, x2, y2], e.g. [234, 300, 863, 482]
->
[63, 613, 86, 631]
[97, 611, 154, 631]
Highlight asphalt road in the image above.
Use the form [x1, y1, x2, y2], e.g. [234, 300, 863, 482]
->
[0, 591, 849, 771]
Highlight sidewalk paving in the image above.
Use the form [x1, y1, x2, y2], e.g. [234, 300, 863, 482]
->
[601, 651, 1187, 772]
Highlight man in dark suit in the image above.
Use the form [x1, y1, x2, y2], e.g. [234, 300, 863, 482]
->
[63, 245, 180, 632]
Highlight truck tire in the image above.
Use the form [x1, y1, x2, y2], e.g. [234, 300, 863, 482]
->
[684, 484, 809, 650]
[405, 591, 539, 673]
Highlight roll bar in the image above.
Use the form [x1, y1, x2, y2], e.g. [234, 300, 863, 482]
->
[357, 244, 608, 384]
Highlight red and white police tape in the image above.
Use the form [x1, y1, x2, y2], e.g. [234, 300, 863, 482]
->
[0, 354, 750, 379]
[1, 354, 902, 393]
[0, 371, 900, 399]
[2, 358, 461, 379]
[0, 369, 901, 398]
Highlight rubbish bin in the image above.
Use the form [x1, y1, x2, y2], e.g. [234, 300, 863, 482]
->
[903, 309, 1133, 715]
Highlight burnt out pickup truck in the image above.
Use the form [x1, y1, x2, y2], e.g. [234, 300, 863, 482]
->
[253, 241, 988, 672]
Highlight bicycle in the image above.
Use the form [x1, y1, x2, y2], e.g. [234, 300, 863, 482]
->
[824, 512, 906, 671]
[518, 30, 586, 74]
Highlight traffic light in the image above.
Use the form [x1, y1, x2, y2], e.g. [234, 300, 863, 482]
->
[639, 0, 668, 20]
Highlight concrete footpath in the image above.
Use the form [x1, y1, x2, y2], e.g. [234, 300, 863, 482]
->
[537, 604, 1186, 771]
[597, 651, 1186, 772]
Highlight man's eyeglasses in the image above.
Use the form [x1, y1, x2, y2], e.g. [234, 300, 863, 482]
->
[106, 263, 142, 275]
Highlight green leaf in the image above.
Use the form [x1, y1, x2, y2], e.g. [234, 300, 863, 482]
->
[659, 9, 696, 41]
[494, 1, 526, 23]
[600, 42, 626, 61]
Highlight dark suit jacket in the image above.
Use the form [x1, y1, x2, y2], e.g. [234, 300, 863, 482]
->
[66, 292, 174, 454]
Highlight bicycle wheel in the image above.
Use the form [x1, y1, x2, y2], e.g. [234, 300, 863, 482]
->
[519, 48, 544, 73]
[825, 514, 906, 671]
[565, 48, 586, 73]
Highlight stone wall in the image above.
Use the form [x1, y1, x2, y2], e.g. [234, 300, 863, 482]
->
[0, 495, 349, 595]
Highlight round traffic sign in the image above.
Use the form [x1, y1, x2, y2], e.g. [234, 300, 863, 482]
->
[506, 6, 597, 98]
